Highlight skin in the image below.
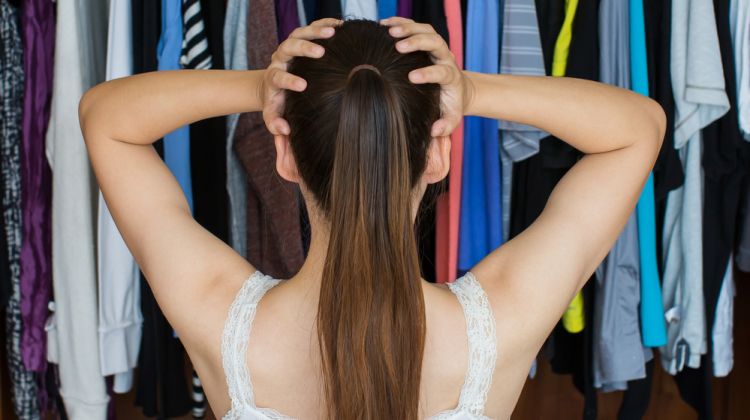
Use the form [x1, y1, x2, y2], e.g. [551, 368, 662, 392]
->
[78, 17, 666, 420]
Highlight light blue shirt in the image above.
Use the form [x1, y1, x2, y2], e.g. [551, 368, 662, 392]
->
[158, 0, 193, 211]
[458, 0, 502, 272]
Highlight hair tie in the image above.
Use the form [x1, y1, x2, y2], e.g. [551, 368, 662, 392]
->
[348, 64, 381, 80]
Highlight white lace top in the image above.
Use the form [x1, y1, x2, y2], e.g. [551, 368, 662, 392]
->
[220, 270, 498, 420]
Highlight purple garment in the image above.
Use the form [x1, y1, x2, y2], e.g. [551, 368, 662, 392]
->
[276, 0, 300, 40]
[397, 0, 412, 17]
[20, 0, 54, 377]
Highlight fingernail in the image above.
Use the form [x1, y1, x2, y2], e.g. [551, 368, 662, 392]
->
[390, 26, 401, 35]
[322, 27, 334, 35]
[314, 46, 324, 55]
[396, 41, 409, 51]
[410, 71, 422, 82]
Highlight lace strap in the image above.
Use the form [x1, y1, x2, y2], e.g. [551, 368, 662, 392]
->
[221, 270, 281, 410]
[447, 272, 498, 416]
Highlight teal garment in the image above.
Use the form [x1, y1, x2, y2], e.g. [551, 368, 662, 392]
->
[158, 0, 193, 211]
[630, 0, 666, 348]
[458, 0, 502, 272]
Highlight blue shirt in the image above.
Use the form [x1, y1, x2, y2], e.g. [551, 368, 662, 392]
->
[157, 0, 194, 212]
[630, 0, 666, 347]
[377, 0, 397, 19]
[458, 0, 502, 272]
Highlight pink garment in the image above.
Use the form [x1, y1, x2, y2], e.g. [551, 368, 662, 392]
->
[435, 0, 464, 283]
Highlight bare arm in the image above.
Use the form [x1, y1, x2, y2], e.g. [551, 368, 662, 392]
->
[78, 69, 264, 342]
[379, 17, 666, 361]
[78, 19, 339, 347]
[464, 72, 666, 357]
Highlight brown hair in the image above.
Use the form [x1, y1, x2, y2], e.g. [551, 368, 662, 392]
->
[283, 18, 441, 419]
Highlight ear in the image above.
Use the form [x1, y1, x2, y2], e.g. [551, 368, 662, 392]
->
[274, 134, 301, 183]
[422, 135, 451, 184]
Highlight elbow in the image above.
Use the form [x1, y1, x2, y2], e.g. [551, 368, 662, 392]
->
[642, 97, 666, 159]
[78, 86, 97, 142]
[651, 99, 667, 147]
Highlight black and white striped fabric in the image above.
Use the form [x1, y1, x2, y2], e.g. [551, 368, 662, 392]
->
[180, 0, 212, 69]
[190, 369, 206, 418]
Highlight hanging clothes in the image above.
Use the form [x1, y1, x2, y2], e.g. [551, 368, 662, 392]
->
[630, 0, 667, 349]
[550, 0, 585, 335]
[233, 0, 306, 279]
[738, 178, 750, 271]
[343, 0, 377, 20]
[224, 0, 250, 258]
[276, 0, 300, 40]
[700, 0, 750, 378]
[44, 0, 110, 417]
[729, 0, 749, 141]
[670, 0, 750, 417]
[378, 0, 397, 19]
[434, 0, 465, 283]
[2, 1, 42, 417]
[659, 0, 728, 376]
[712, 256, 734, 377]
[547, 1, 600, 417]
[98, 0, 143, 396]
[158, 0, 194, 211]
[0, 160, 10, 311]
[131, 0, 194, 416]
[316, 0, 342, 19]
[498, 0, 547, 243]
[457, 0, 501, 275]
[19, 0, 55, 380]
[189, 0, 229, 248]
[180, 0, 212, 70]
[412, 0, 449, 43]
[398, 0, 413, 18]
[592, 0, 651, 393]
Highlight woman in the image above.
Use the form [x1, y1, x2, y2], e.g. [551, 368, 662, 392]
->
[79, 17, 665, 420]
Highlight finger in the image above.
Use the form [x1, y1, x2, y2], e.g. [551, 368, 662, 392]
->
[268, 68, 307, 91]
[431, 117, 457, 137]
[288, 23, 336, 40]
[395, 33, 453, 61]
[309, 17, 344, 27]
[272, 38, 326, 63]
[379, 16, 415, 25]
[271, 117, 291, 136]
[408, 64, 457, 85]
[386, 21, 435, 38]
[263, 104, 290, 135]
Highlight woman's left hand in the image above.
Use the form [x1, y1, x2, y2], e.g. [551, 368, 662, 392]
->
[259, 18, 342, 136]
[380, 16, 469, 138]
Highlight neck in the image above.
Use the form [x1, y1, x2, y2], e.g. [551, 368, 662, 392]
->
[285, 218, 330, 305]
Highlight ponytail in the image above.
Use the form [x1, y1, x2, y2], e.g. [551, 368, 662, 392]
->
[282, 18, 441, 419]
[316, 65, 426, 419]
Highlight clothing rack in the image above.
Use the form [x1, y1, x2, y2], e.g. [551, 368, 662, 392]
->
[0, 0, 748, 419]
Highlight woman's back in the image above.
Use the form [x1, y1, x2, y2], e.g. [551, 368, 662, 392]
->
[202, 270, 517, 420]
[78, 16, 665, 420]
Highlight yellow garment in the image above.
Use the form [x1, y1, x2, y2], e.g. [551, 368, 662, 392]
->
[563, 290, 585, 333]
[551, 0, 579, 77]
[551, 0, 584, 333]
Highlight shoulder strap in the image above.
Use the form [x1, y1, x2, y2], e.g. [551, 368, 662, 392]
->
[447, 272, 498, 416]
[221, 270, 281, 409]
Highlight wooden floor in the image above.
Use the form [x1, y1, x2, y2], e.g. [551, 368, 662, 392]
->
[3, 268, 749, 419]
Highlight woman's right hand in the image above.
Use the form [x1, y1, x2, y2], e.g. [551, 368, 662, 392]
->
[260, 18, 342, 136]
[380, 16, 472, 138]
